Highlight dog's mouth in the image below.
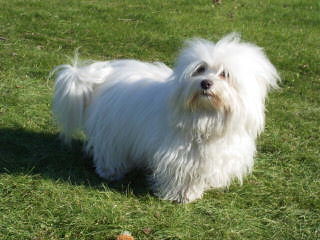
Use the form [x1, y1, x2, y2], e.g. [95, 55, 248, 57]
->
[188, 90, 217, 111]
[200, 90, 214, 97]
[187, 88, 230, 113]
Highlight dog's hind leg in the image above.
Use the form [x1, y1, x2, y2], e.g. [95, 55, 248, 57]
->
[90, 145, 132, 182]
[95, 163, 127, 182]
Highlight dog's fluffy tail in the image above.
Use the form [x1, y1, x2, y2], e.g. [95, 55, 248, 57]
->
[52, 59, 109, 143]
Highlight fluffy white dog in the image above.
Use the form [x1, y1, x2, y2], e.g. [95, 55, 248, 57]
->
[53, 33, 279, 203]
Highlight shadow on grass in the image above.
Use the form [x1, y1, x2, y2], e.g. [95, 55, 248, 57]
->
[0, 127, 150, 197]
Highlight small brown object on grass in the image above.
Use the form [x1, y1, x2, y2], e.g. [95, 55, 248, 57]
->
[116, 231, 134, 240]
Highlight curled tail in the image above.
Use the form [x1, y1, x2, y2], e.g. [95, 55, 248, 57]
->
[52, 60, 110, 143]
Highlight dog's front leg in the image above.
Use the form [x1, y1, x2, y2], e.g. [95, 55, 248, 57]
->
[150, 157, 206, 203]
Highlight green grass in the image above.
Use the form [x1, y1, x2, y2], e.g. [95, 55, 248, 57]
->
[1, 0, 319, 239]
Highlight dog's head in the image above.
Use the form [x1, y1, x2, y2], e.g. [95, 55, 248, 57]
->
[171, 33, 280, 137]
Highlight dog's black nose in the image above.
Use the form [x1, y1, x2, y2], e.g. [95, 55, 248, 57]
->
[200, 80, 213, 90]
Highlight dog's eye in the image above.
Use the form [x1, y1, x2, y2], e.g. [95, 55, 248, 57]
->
[219, 70, 228, 79]
[193, 64, 206, 76]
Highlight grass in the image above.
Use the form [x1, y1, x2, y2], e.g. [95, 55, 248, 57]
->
[0, 0, 319, 239]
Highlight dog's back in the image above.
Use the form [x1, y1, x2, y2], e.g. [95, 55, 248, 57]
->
[52, 59, 172, 143]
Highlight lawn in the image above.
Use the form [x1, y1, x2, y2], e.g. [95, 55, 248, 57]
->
[0, 0, 319, 239]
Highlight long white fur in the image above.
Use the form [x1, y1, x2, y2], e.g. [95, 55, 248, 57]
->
[52, 33, 279, 203]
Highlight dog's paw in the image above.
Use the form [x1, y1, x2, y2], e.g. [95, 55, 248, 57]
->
[179, 190, 203, 203]
[156, 189, 203, 203]
[95, 166, 125, 181]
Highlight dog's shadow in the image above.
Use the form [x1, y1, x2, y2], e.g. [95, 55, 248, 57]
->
[0, 127, 150, 197]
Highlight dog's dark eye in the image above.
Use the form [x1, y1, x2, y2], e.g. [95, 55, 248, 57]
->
[219, 70, 228, 79]
[193, 64, 206, 76]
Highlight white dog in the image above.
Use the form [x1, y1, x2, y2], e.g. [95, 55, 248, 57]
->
[52, 33, 279, 203]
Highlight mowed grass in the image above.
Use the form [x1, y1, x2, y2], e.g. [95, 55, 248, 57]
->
[0, 0, 319, 239]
